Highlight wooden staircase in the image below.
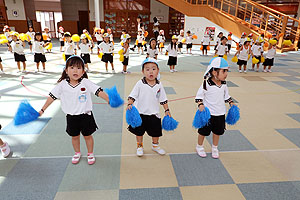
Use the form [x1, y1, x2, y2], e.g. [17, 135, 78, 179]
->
[157, 0, 300, 52]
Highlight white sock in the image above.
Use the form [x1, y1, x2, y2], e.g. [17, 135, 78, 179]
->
[197, 144, 203, 148]
[152, 143, 159, 147]
[212, 145, 218, 149]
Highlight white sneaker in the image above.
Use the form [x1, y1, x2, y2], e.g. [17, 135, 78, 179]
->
[196, 145, 207, 158]
[173, 69, 178, 72]
[71, 152, 81, 164]
[112, 70, 116, 74]
[1, 142, 10, 158]
[263, 69, 267, 73]
[267, 69, 272, 73]
[34, 70, 39, 73]
[136, 147, 144, 157]
[244, 70, 247, 73]
[239, 70, 242, 73]
[0, 71, 4, 74]
[255, 69, 259, 72]
[22, 70, 27, 73]
[212, 147, 219, 159]
[42, 69, 46, 73]
[170, 69, 174, 73]
[152, 145, 166, 155]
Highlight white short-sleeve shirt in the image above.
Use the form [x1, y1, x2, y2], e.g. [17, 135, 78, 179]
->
[11, 40, 25, 55]
[49, 78, 103, 115]
[201, 36, 210, 45]
[147, 48, 158, 58]
[195, 78, 232, 116]
[186, 35, 193, 44]
[167, 44, 178, 57]
[79, 43, 90, 54]
[238, 45, 250, 61]
[122, 46, 129, 57]
[266, 46, 276, 59]
[33, 41, 45, 54]
[216, 44, 228, 56]
[251, 45, 263, 56]
[157, 35, 165, 43]
[137, 34, 144, 43]
[128, 77, 168, 117]
[95, 33, 103, 41]
[65, 41, 76, 55]
[26, 31, 35, 42]
[99, 42, 114, 53]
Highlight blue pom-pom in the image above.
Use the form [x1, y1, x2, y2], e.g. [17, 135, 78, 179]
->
[104, 86, 124, 108]
[126, 106, 142, 128]
[192, 107, 211, 129]
[14, 100, 40, 126]
[162, 115, 179, 131]
[226, 105, 240, 125]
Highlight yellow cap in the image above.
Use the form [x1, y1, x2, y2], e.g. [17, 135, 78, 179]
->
[172, 35, 178, 40]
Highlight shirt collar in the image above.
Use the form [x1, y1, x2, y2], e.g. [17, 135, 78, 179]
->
[142, 77, 159, 86]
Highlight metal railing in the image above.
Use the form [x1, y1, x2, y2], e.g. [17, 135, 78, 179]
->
[184, 0, 300, 49]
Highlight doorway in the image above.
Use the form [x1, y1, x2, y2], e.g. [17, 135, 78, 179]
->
[78, 10, 89, 34]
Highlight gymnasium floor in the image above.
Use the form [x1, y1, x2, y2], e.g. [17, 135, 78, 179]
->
[0, 40, 300, 200]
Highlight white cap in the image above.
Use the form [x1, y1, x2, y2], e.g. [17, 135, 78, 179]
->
[203, 57, 229, 78]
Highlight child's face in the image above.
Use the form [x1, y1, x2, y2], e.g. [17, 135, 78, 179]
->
[172, 39, 177, 43]
[29, 27, 33, 32]
[66, 65, 84, 81]
[143, 63, 159, 81]
[221, 39, 227, 45]
[36, 35, 41, 41]
[12, 35, 18, 41]
[82, 38, 87, 44]
[66, 36, 71, 41]
[245, 42, 250, 47]
[150, 40, 156, 48]
[104, 37, 109, 42]
[213, 69, 228, 81]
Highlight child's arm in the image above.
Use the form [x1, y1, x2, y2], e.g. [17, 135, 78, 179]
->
[39, 97, 55, 116]
[195, 86, 205, 111]
[126, 98, 135, 110]
[97, 90, 109, 103]
[162, 103, 171, 117]
[22, 41, 26, 47]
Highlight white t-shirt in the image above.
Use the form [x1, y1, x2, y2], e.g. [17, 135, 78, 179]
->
[58, 32, 64, 41]
[137, 34, 144, 43]
[251, 45, 263, 56]
[216, 44, 228, 56]
[167, 44, 178, 57]
[201, 36, 210, 45]
[65, 41, 76, 55]
[79, 43, 90, 54]
[33, 41, 45, 54]
[109, 34, 113, 42]
[26, 31, 35, 42]
[123, 47, 129, 58]
[49, 78, 102, 115]
[157, 35, 165, 43]
[147, 48, 158, 58]
[5, 32, 12, 42]
[128, 78, 168, 117]
[186, 35, 193, 44]
[95, 33, 103, 41]
[226, 37, 232, 45]
[238, 45, 250, 61]
[178, 35, 185, 43]
[99, 42, 114, 54]
[215, 37, 220, 46]
[195, 78, 231, 116]
[266, 46, 276, 59]
[239, 37, 246, 45]
[11, 40, 25, 55]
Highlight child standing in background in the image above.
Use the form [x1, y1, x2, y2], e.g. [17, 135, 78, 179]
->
[33, 32, 48, 72]
[166, 35, 179, 72]
[78, 34, 91, 72]
[186, 30, 193, 54]
[147, 38, 159, 60]
[195, 57, 235, 159]
[201, 34, 210, 56]
[10, 32, 27, 73]
[39, 56, 109, 165]
[251, 39, 263, 72]
[215, 36, 228, 58]
[226, 32, 233, 54]
[214, 32, 223, 50]
[122, 35, 131, 74]
[263, 40, 277, 73]
[157, 30, 165, 54]
[99, 33, 115, 73]
[94, 28, 103, 55]
[137, 30, 145, 55]
[26, 26, 35, 52]
[178, 30, 185, 54]
[127, 58, 171, 157]
[64, 32, 77, 61]
[58, 26, 65, 52]
[235, 39, 251, 73]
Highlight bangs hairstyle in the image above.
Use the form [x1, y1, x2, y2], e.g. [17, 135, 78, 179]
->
[221, 36, 227, 41]
[203, 68, 227, 90]
[34, 32, 43, 42]
[57, 56, 88, 83]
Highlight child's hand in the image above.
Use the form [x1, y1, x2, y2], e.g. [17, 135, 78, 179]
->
[198, 104, 205, 112]
[39, 110, 44, 116]
[165, 109, 171, 117]
[230, 102, 236, 107]
[126, 104, 132, 110]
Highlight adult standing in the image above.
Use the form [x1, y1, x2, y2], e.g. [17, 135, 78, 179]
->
[153, 17, 160, 40]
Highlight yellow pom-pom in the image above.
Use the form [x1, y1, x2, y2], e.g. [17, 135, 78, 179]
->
[282, 40, 292, 46]
[62, 53, 66, 61]
[45, 43, 52, 50]
[85, 33, 92, 41]
[120, 41, 124, 46]
[192, 35, 198, 39]
[159, 42, 164, 48]
[101, 29, 105, 34]
[0, 34, 6, 39]
[213, 55, 218, 58]
[19, 33, 29, 41]
[252, 57, 259, 64]
[119, 54, 124, 62]
[118, 49, 124, 55]
[135, 39, 138, 46]
[181, 38, 186, 43]
[165, 51, 168, 55]
[98, 52, 103, 58]
[223, 55, 227, 60]
[261, 57, 265, 63]
[71, 34, 80, 42]
[142, 40, 147, 46]
[248, 54, 251, 60]
[0, 39, 8, 44]
[231, 56, 238, 63]
[269, 39, 277, 45]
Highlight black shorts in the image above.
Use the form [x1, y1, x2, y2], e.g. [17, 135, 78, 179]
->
[14, 53, 26, 62]
[0, 57, 2, 62]
[237, 59, 247, 66]
[97, 41, 102, 45]
[60, 41, 64, 47]
[198, 115, 226, 136]
[128, 114, 162, 137]
[102, 53, 113, 63]
[137, 43, 143, 48]
[227, 44, 231, 51]
[178, 42, 183, 48]
[214, 45, 218, 50]
[122, 56, 129, 66]
[167, 56, 177, 66]
[254, 55, 261, 63]
[187, 43, 192, 49]
[263, 58, 274, 66]
[28, 41, 32, 46]
[81, 53, 91, 64]
[34, 53, 46, 63]
[66, 113, 98, 137]
[65, 54, 72, 61]
[203, 45, 208, 50]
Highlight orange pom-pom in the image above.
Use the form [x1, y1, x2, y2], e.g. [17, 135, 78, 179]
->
[228, 36, 232, 40]
[144, 31, 148, 37]
[266, 32, 272, 39]
[200, 45, 203, 50]
[264, 42, 269, 47]
[278, 33, 284, 38]
[42, 33, 48, 41]
[192, 35, 198, 39]
[207, 46, 210, 50]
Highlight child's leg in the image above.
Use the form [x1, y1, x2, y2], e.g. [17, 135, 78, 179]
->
[105, 62, 108, 71]
[252, 63, 255, 69]
[243, 64, 247, 71]
[111, 62, 114, 70]
[123, 65, 127, 72]
[42, 62, 46, 70]
[22, 61, 26, 71]
[83, 135, 94, 153]
[71, 135, 81, 152]
[17, 62, 21, 71]
[198, 134, 205, 145]
[211, 133, 220, 159]
[212, 133, 220, 146]
[202, 50, 204, 55]
[84, 64, 89, 70]
[238, 65, 242, 71]
[36, 62, 40, 71]
[205, 49, 207, 55]
[256, 63, 260, 70]
[0, 62, 3, 71]
[136, 136, 143, 147]
[30, 45, 32, 52]
[152, 137, 165, 155]
[0, 138, 4, 146]
[268, 65, 272, 70]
